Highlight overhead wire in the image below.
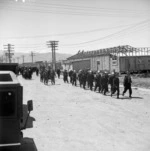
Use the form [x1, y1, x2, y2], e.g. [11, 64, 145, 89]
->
[0, 7, 148, 18]
[0, 0, 149, 17]
[0, 23, 141, 39]
[2, 0, 149, 13]
[3, 19, 149, 51]
[61, 19, 150, 46]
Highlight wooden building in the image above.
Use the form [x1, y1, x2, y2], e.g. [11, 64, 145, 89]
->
[64, 45, 150, 73]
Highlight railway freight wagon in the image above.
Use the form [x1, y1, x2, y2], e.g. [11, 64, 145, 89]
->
[119, 56, 150, 73]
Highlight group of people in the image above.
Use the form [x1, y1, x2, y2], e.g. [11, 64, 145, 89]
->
[63, 69, 132, 99]
[15, 66, 39, 79]
[39, 65, 56, 85]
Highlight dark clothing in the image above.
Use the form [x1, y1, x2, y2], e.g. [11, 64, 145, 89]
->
[101, 75, 108, 95]
[57, 69, 61, 78]
[87, 73, 94, 91]
[78, 72, 82, 87]
[108, 75, 115, 95]
[63, 71, 69, 83]
[72, 72, 77, 86]
[69, 70, 73, 83]
[94, 74, 101, 92]
[82, 72, 87, 89]
[112, 77, 120, 98]
[123, 75, 132, 97]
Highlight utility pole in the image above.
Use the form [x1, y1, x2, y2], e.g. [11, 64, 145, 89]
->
[3, 44, 14, 63]
[47, 41, 59, 70]
[31, 51, 35, 63]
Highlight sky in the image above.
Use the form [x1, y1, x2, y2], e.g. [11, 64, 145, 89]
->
[0, 0, 150, 56]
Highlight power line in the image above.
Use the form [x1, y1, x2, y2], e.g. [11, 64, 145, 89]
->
[0, 23, 140, 40]
[61, 19, 150, 46]
[0, 5, 148, 18]
[1, 0, 149, 13]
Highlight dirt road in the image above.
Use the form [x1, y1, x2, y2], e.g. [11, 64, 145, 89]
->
[19, 73, 150, 151]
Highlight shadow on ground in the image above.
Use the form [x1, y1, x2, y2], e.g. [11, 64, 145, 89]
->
[21, 105, 37, 151]
[21, 105, 35, 129]
[21, 137, 37, 151]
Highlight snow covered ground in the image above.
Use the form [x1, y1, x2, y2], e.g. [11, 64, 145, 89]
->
[19, 73, 150, 151]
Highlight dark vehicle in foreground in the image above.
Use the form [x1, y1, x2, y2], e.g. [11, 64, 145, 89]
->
[0, 71, 33, 151]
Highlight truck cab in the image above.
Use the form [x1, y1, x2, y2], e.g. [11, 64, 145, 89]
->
[0, 71, 32, 151]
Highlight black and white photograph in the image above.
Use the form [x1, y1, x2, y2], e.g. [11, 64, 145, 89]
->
[0, 0, 150, 151]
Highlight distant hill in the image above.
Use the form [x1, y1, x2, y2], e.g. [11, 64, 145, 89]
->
[12, 52, 72, 64]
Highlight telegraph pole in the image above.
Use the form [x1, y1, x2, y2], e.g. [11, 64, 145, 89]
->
[47, 41, 59, 70]
[31, 51, 35, 63]
[3, 44, 14, 63]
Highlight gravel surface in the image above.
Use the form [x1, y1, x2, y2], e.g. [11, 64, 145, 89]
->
[19, 73, 150, 151]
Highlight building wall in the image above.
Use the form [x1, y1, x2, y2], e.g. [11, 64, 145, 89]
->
[91, 56, 110, 71]
[66, 55, 120, 73]
[72, 59, 90, 71]
[110, 57, 120, 73]
[62, 63, 73, 71]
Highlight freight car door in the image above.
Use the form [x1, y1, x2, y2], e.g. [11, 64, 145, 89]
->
[125, 59, 130, 71]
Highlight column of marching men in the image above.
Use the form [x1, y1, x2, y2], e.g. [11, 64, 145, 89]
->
[63, 69, 132, 99]
[39, 65, 57, 85]
[16, 65, 132, 98]
[15, 66, 39, 79]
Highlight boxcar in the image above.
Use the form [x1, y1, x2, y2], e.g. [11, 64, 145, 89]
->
[119, 56, 150, 73]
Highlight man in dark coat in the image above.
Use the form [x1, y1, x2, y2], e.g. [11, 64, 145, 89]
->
[82, 70, 87, 89]
[122, 71, 132, 98]
[109, 72, 115, 96]
[88, 71, 94, 91]
[78, 70, 83, 87]
[111, 73, 120, 99]
[101, 72, 109, 95]
[69, 70, 73, 83]
[72, 70, 77, 86]
[63, 70, 69, 83]
[94, 71, 101, 92]
[57, 69, 61, 79]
